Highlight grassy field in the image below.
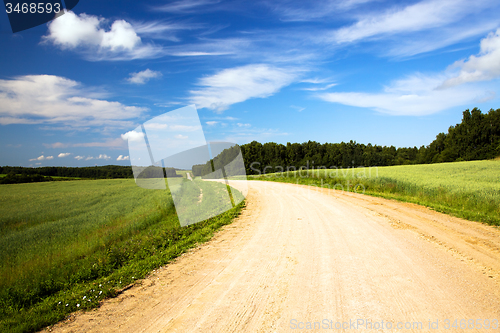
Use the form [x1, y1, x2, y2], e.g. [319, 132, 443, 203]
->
[0, 178, 244, 333]
[250, 160, 500, 225]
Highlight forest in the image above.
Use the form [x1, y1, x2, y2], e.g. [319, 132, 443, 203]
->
[240, 108, 500, 175]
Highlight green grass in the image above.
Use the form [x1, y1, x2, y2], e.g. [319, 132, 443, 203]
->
[0, 179, 244, 333]
[250, 160, 500, 225]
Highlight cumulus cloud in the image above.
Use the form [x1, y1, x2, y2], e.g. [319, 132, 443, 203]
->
[28, 155, 54, 161]
[43, 12, 164, 60]
[75, 156, 85, 160]
[189, 64, 298, 112]
[121, 130, 144, 142]
[58, 153, 71, 158]
[127, 69, 162, 84]
[0, 75, 147, 127]
[116, 155, 130, 161]
[84, 154, 111, 161]
[29, 155, 46, 161]
[441, 28, 500, 88]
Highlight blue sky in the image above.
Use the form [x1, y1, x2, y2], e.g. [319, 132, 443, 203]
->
[1, 0, 500, 167]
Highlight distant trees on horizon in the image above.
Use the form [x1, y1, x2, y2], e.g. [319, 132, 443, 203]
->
[2, 107, 499, 181]
[240, 108, 500, 175]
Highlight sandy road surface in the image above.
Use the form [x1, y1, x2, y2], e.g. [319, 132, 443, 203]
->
[45, 181, 500, 332]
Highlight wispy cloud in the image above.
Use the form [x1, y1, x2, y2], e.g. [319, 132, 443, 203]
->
[301, 83, 337, 91]
[189, 64, 300, 112]
[290, 105, 305, 112]
[127, 69, 162, 84]
[268, 0, 376, 22]
[317, 28, 500, 115]
[329, 0, 495, 44]
[0, 75, 146, 128]
[154, 0, 221, 13]
[117, 155, 130, 161]
[318, 73, 491, 116]
[132, 20, 200, 41]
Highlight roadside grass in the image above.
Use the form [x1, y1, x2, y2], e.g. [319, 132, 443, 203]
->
[250, 160, 500, 226]
[0, 179, 244, 333]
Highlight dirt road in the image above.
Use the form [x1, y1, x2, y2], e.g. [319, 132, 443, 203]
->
[45, 181, 500, 332]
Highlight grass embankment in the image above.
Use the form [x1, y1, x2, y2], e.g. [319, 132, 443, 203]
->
[250, 160, 500, 226]
[0, 179, 244, 333]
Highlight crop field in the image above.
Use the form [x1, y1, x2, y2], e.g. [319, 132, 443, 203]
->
[250, 160, 500, 225]
[0, 178, 243, 333]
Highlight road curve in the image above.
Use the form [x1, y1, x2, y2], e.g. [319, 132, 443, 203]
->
[45, 181, 500, 332]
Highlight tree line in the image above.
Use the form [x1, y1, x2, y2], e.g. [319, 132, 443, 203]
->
[192, 144, 244, 178]
[0, 165, 181, 184]
[2, 107, 499, 181]
[240, 108, 500, 175]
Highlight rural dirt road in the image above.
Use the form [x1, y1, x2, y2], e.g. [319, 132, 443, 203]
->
[45, 181, 500, 332]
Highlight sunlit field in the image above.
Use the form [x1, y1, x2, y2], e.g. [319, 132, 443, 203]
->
[0, 178, 243, 333]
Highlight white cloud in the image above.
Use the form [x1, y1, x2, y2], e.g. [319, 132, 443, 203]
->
[154, 0, 220, 13]
[121, 130, 145, 142]
[58, 153, 71, 158]
[301, 83, 337, 91]
[46, 156, 54, 160]
[0, 75, 146, 127]
[174, 134, 188, 139]
[97, 154, 111, 160]
[329, 0, 495, 44]
[43, 12, 164, 60]
[269, 0, 376, 21]
[72, 138, 127, 148]
[206, 121, 218, 126]
[75, 156, 85, 160]
[45, 138, 126, 149]
[237, 123, 251, 127]
[317, 28, 500, 115]
[290, 105, 305, 112]
[441, 28, 500, 88]
[190, 64, 299, 112]
[117, 155, 130, 161]
[29, 155, 46, 161]
[318, 73, 488, 116]
[132, 21, 198, 41]
[127, 69, 162, 84]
